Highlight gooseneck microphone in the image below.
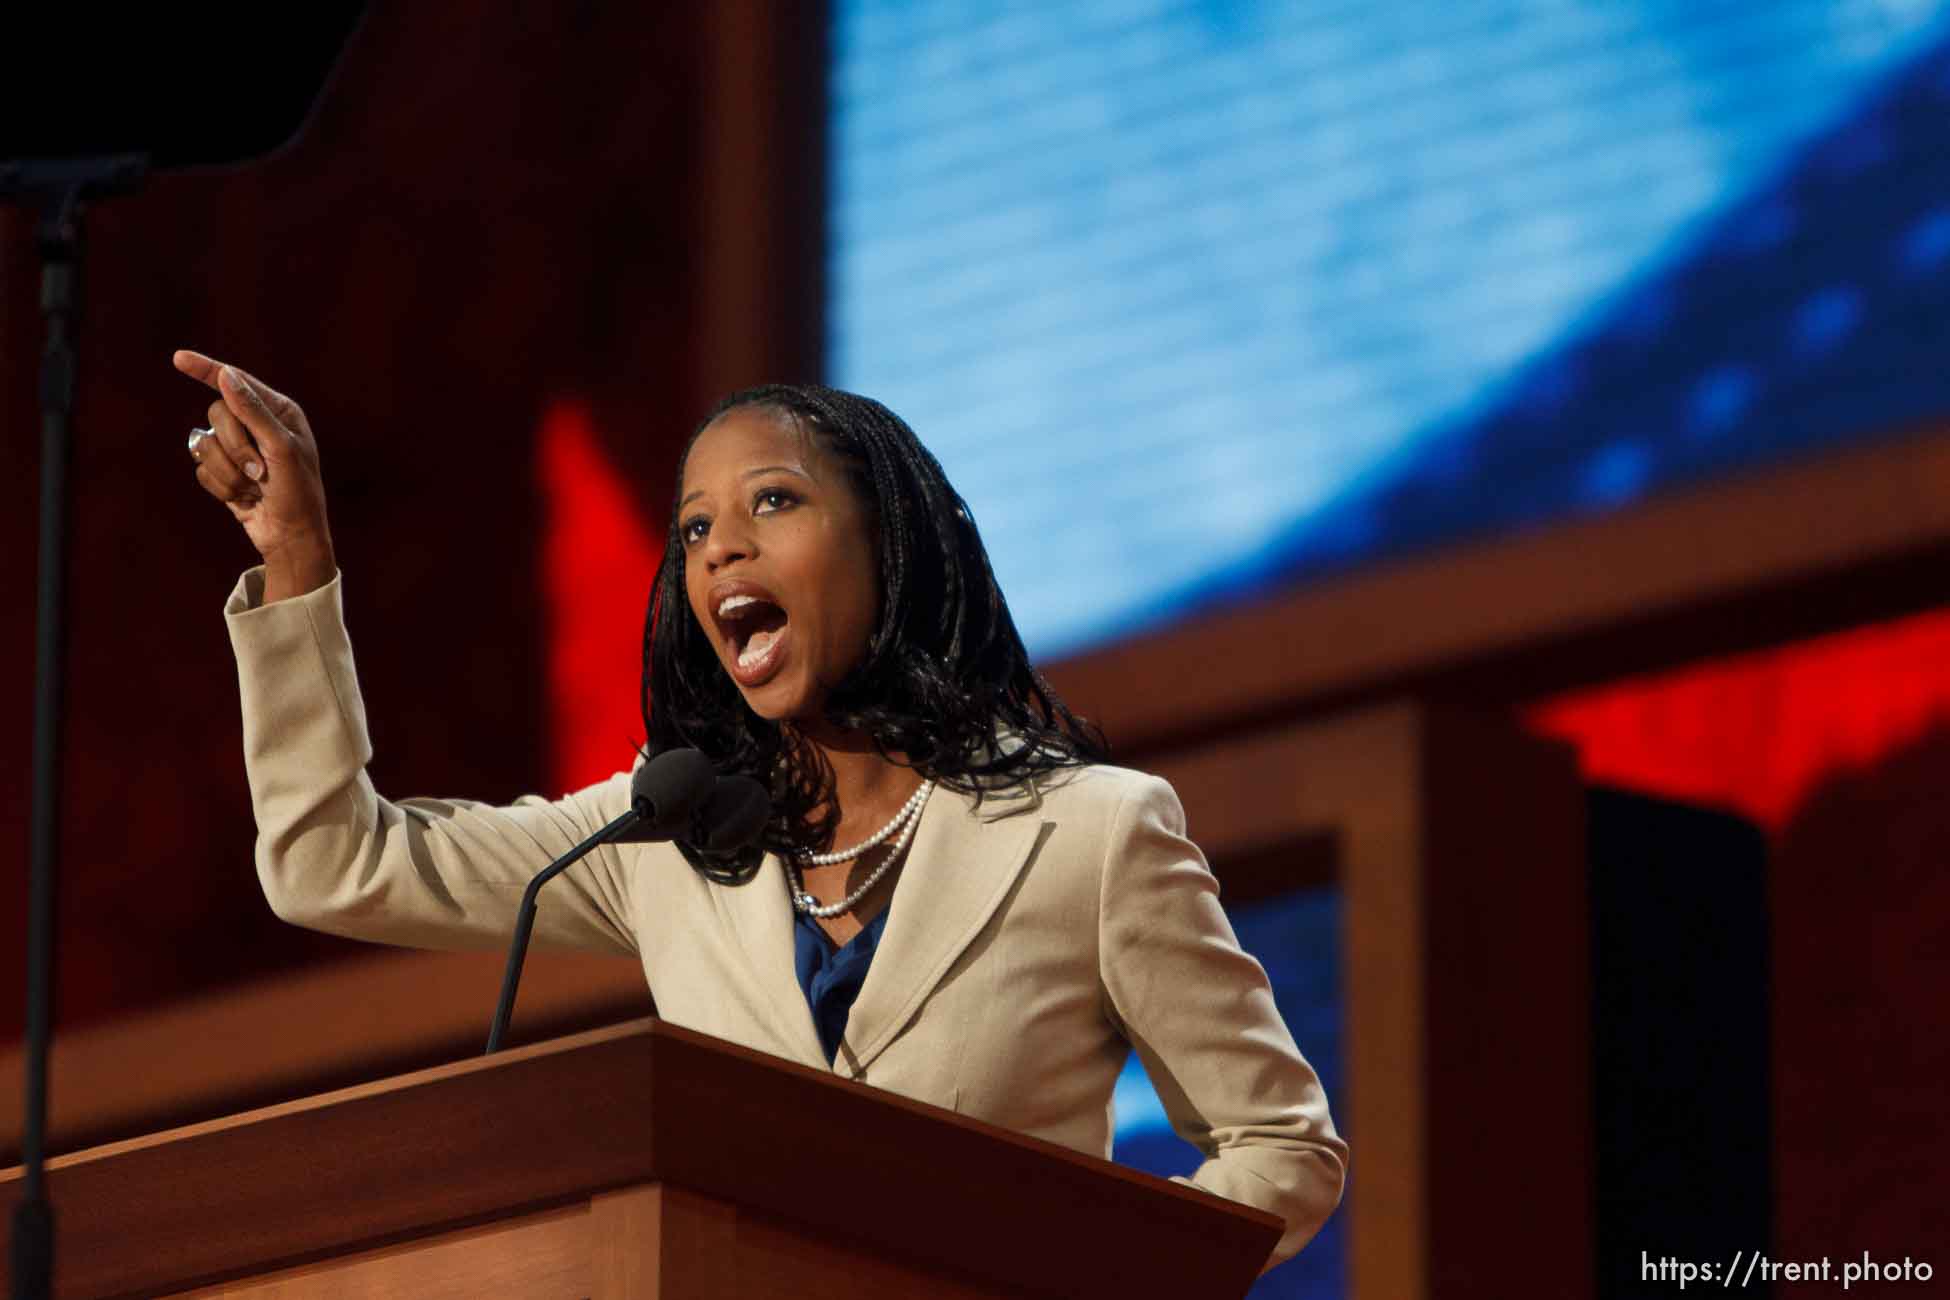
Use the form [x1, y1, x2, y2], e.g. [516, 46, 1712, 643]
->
[483, 749, 769, 1053]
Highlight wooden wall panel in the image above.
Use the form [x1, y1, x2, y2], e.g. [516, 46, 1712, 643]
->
[1155, 703, 1590, 1300]
[1771, 727, 1950, 1271]
[1, 4, 824, 1041]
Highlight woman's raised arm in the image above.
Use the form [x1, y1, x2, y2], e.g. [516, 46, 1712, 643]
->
[184, 352, 642, 957]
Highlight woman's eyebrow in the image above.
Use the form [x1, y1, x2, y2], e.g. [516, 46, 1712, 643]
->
[679, 464, 812, 509]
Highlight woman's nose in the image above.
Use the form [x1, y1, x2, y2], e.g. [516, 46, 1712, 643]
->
[702, 516, 755, 569]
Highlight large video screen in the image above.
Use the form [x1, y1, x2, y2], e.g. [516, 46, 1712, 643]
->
[830, 0, 1950, 661]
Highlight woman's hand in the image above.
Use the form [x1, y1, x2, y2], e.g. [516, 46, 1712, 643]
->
[175, 350, 337, 603]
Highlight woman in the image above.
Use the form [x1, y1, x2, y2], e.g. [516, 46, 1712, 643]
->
[177, 350, 1347, 1270]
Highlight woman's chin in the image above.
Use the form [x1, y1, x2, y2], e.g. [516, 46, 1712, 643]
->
[729, 669, 805, 721]
[740, 690, 794, 721]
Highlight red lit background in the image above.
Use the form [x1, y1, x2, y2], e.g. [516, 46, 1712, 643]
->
[538, 399, 666, 794]
[1528, 604, 1950, 833]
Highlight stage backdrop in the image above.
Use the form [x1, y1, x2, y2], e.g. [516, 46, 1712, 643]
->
[0, 4, 822, 1040]
[830, 0, 1950, 658]
[821, 7, 1950, 1296]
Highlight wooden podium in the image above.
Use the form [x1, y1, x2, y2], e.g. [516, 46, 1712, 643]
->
[0, 1019, 1281, 1298]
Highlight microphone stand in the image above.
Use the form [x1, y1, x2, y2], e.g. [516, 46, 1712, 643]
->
[482, 749, 735, 1056]
[483, 808, 644, 1056]
[3, 154, 147, 1300]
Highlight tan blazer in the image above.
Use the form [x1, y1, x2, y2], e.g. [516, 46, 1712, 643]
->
[226, 569, 1347, 1267]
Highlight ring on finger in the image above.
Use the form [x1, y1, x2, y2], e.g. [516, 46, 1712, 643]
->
[187, 427, 215, 459]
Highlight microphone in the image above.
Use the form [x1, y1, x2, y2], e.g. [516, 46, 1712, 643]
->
[622, 748, 718, 838]
[606, 761, 768, 849]
[484, 749, 765, 1053]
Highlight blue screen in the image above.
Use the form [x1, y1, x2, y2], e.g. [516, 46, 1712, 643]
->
[831, 0, 1950, 659]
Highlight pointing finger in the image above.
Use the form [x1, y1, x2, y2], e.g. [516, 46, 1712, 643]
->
[175, 351, 306, 428]
[223, 364, 305, 427]
[173, 349, 223, 387]
[218, 365, 297, 453]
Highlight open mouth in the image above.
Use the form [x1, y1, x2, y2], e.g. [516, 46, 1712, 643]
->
[715, 592, 791, 683]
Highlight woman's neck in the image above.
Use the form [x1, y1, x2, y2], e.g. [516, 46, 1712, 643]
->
[788, 718, 919, 831]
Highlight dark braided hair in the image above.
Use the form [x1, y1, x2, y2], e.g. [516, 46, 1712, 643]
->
[641, 383, 1109, 884]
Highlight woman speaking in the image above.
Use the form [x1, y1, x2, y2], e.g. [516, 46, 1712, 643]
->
[176, 349, 1347, 1271]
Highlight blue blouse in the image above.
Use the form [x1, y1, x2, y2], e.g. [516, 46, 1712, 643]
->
[792, 905, 892, 1064]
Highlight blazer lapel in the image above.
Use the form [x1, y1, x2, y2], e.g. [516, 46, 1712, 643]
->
[838, 784, 1049, 1076]
[716, 854, 832, 1070]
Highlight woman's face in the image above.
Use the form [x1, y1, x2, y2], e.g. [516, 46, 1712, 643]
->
[679, 407, 880, 725]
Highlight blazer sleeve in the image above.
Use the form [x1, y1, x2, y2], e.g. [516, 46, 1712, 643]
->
[224, 567, 639, 956]
[1097, 772, 1348, 1268]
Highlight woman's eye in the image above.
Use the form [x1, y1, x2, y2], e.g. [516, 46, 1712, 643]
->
[680, 516, 709, 544]
[754, 488, 795, 513]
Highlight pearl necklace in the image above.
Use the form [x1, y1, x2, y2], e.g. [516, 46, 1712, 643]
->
[788, 780, 934, 918]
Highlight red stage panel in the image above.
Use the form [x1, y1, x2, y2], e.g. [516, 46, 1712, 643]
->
[539, 400, 665, 794]
[1526, 605, 1950, 830]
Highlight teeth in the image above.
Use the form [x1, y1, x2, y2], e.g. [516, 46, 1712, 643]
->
[718, 594, 760, 616]
[738, 628, 779, 668]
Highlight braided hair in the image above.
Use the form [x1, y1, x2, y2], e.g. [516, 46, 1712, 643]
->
[641, 383, 1109, 883]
